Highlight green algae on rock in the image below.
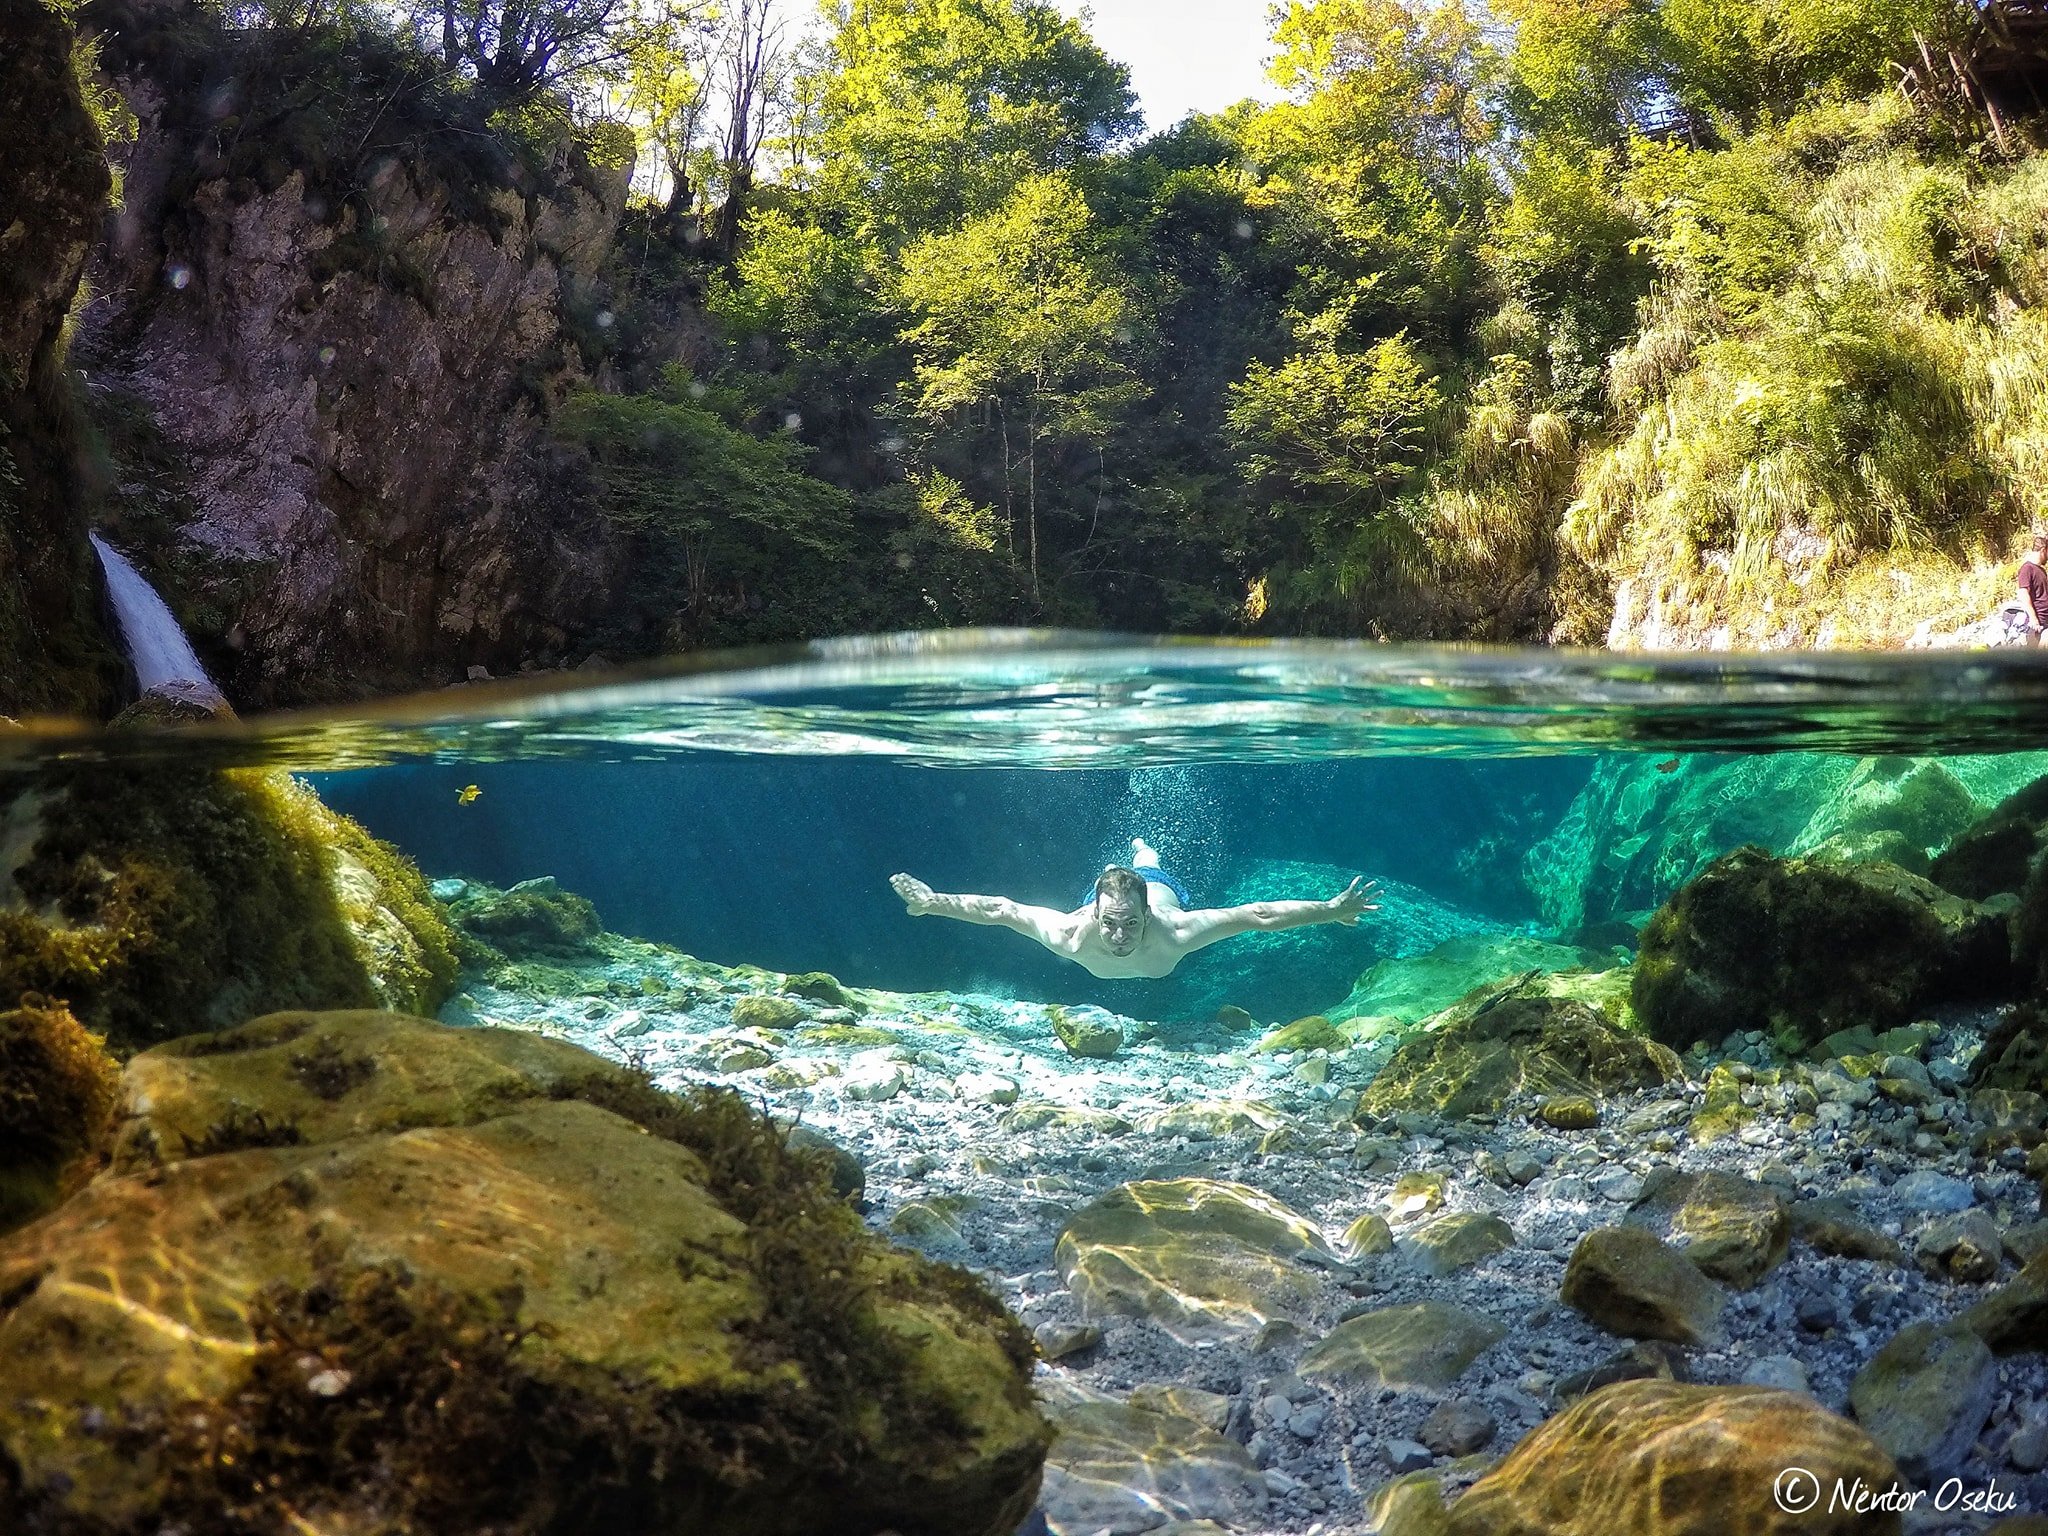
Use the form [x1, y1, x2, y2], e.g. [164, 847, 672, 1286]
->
[0, 996, 120, 1233]
[1328, 932, 1613, 1026]
[0, 766, 457, 1047]
[444, 875, 603, 958]
[0, 1013, 1047, 1536]
[1626, 1168, 1790, 1289]
[1252, 1014, 1350, 1054]
[1633, 846, 2009, 1054]
[1358, 992, 1681, 1122]
[1561, 1226, 1727, 1347]
[1049, 1003, 1124, 1059]
[1054, 1178, 1334, 1345]
[1444, 1380, 1905, 1535]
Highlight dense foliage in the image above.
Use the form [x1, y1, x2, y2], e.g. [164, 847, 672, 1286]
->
[81, 0, 2048, 648]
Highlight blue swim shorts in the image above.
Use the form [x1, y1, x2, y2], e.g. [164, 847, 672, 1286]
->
[1082, 865, 1191, 907]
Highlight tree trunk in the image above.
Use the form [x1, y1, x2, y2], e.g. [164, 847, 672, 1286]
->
[1027, 393, 1039, 599]
[999, 400, 1015, 564]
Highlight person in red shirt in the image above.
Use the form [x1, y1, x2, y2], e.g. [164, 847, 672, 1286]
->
[2021, 532, 2048, 644]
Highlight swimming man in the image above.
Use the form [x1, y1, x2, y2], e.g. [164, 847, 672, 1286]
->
[889, 838, 1379, 980]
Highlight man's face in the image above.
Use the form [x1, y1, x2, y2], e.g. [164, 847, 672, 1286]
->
[1096, 899, 1146, 955]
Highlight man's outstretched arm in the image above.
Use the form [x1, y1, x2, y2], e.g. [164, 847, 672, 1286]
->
[889, 873, 1074, 946]
[1171, 876, 1380, 951]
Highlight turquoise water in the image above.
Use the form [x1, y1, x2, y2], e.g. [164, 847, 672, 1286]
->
[13, 632, 2048, 1022]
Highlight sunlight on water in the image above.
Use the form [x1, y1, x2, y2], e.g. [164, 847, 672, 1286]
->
[12, 632, 2048, 771]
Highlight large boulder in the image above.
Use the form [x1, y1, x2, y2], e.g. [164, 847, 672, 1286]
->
[0, 1014, 1048, 1535]
[0, 997, 119, 1233]
[1054, 1179, 1333, 1346]
[0, 766, 458, 1047]
[1444, 1381, 1905, 1535]
[1930, 772, 2048, 900]
[1632, 847, 2009, 1053]
[1359, 991, 1682, 1122]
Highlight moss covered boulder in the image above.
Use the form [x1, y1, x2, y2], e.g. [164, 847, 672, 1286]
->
[1359, 993, 1682, 1122]
[0, 997, 119, 1233]
[1931, 772, 2048, 900]
[1632, 847, 2009, 1053]
[1443, 1381, 1904, 1536]
[1054, 1179, 1333, 1345]
[0, 1014, 1047, 1535]
[0, 766, 457, 1047]
[444, 875, 601, 958]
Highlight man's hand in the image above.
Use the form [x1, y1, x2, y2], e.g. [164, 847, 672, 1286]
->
[891, 872, 938, 916]
[1327, 876, 1381, 925]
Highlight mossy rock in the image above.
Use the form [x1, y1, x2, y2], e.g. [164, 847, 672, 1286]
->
[1444, 1381, 1903, 1536]
[0, 997, 119, 1233]
[1049, 1004, 1123, 1059]
[1788, 758, 1979, 878]
[1931, 772, 2048, 900]
[0, 1014, 1048, 1535]
[784, 971, 862, 1012]
[1560, 1226, 1726, 1347]
[1632, 847, 2010, 1055]
[1968, 1004, 2048, 1095]
[1626, 1169, 1789, 1289]
[1329, 933, 1611, 1026]
[0, 766, 457, 1047]
[1298, 1302, 1506, 1391]
[1687, 1064, 1752, 1144]
[1253, 1014, 1349, 1054]
[445, 876, 601, 959]
[110, 1008, 638, 1169]
[1359, 992, 1681, 1122]
[731, 994, 807, 1031]
[800, 1022, 902, 1049]
[1054, 1178, 1334, 1345]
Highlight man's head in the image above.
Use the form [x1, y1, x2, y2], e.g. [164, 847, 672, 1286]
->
[1093, 866, 1149, 955]
[2030, 532, 2046, 558]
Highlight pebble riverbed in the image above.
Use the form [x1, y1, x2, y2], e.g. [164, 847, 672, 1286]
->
[442, 926, 2048, 1536]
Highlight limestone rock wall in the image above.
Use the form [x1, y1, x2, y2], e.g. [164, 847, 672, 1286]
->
[81, 12, 630, 706]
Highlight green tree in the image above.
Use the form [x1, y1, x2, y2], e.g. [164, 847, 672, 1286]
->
[895, 171, 1141, 595]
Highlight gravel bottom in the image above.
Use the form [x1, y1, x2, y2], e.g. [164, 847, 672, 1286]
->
[448, 941, 2048, 1536]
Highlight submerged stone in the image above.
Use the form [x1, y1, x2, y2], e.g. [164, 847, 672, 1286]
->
[1359, 993, 1681, 1122]
[1049, 1005, 1124, 1060]
[1330, 932, 1614, 1027]
[1627, 1169, 1789, 1289]
[1560, 1226, 1726, 1347]
[1253, 1014, 1349, 1054]
[1298, 1302, 1505, 1392]
[0, 1016, 1049, 1535]
[1958, 1248, 2048, 1354]
[1849, 1319, 1998, 1483]
[1444, 1380, 1904, 1535]
[1633, 847, 2009, 1054]
[731, 994, 807, 1031]
[1402, 1212, 1516, 1277]
[1054, 1179, 1333, 1346]
[1035, 1378, 1267, 1535]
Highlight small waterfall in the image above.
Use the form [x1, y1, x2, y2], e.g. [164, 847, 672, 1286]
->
[89, 532, 229, 713]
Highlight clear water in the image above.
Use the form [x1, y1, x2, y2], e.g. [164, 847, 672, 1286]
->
[12, 631, 2048, 1022]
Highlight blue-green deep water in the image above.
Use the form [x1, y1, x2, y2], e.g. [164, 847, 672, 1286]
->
[7, 632, 2048, 1536]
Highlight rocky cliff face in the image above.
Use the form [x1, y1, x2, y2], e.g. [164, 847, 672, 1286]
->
[82, 11, 631, 706]
[0, 0, 120, 716]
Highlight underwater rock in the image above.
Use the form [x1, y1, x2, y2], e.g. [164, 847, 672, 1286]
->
[1625, 1169, 1790, 1289]
[785, 1123, 865, 1203]
[1049, 1004, 1124, 1059]
[1054, 1178, 1334, 1346]
[1632, 847, 2009, 1054]
[1297, 1301, 1506, 1392]
[445, 875, 603, 958]
[1973, 1002, 2048, 1096]
[732, 994, 807, 1030]
[999, 1103, 1135, 1136]
[1035, 1378, 1268, 1535]
[1849, 1319, 1998, 1482]
[1915, 1210, 2003, 1283]
[0, 998, 120, 1234]
[1685, 1062, 1754, 1145]
[1561, 1226, 1727, 1346]
[1358, 992, 1682, 1123]
[1958, 1248, 2048, 1354]
[0, 1014, 1047, 1535]
[1553, 1339, 1689, 1402]
[1401, 1212, 1516, 1277]
[1443, 1380, 1905, 1536]
[784, 971, 863, 1011]
[1789, 1197, 1904, 1264]
[1327, 932, 1610, 1027]
[1538, 1093, 1599, 1129]
[1931, 773, 2048, 900]
[1788, 758, 1979, 876]
[1369, 1473, 1451, 1536]
[1387, 1170, 1448, 1219]
[0, 767, 457, 1046]
[1252, 1014, 1350, 1054]
[1141, 1100, 1288, 1139]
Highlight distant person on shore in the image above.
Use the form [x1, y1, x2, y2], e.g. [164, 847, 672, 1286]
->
[888, 838, 1378, 980]
[2020, 531, 2048, 645]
